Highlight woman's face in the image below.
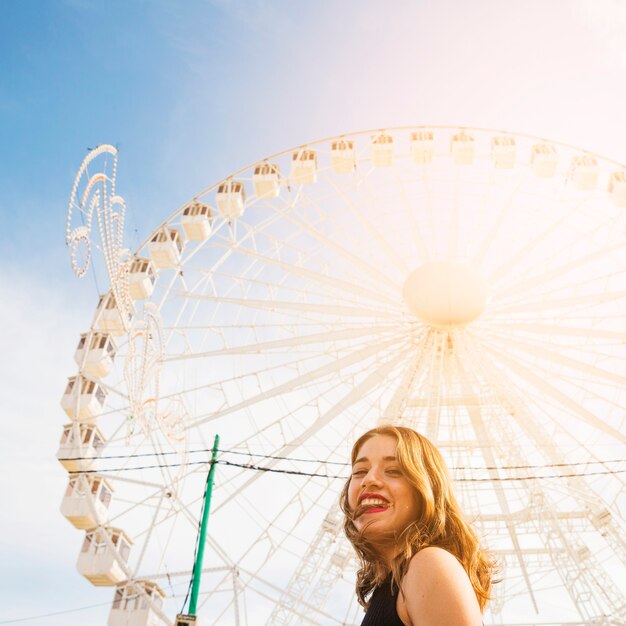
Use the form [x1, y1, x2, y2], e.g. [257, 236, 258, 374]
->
[347, 434, 420, 541]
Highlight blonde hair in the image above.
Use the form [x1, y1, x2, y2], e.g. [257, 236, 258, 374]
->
[340, 425, 497, 610]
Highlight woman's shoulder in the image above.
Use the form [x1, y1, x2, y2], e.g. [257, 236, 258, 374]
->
[397, 547, 482, 626]
[403, 546, 470, 596]
[409, 545, 464, 571]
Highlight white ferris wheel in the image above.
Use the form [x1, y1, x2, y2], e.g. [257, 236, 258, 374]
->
[59, 127, 626, 625]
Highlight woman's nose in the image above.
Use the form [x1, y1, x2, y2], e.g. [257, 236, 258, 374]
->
[362, 466, 383, 486]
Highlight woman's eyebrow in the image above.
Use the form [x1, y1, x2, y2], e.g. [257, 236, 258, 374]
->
[353, 455, 397, 464]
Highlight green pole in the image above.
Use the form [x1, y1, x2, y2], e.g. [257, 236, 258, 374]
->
[189, 433, 220, 616]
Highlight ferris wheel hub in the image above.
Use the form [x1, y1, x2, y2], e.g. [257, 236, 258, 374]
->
[402, 260, 488, 328]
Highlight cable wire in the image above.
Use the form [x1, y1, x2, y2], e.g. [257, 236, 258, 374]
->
[58, 447, 625, 471]
[68, 458, 626, 481]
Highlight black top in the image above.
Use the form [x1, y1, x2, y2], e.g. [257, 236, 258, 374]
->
[360, 575, 405, 626]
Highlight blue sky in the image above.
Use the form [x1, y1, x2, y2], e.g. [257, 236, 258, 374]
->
[1, 0, 626, 623]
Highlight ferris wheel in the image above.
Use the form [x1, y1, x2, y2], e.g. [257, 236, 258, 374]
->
[58, 127, 626, 625]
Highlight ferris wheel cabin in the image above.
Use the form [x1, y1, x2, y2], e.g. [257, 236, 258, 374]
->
[75, 332, 116, 379]
[410, 131, 435, 164]
[491, 136, 516, 169]
[181, 201, 213, 240]
[77, 526, 132, 586]
[57, 423, 105, 472]
[330, 139, 356, 173]
[451, 131, 475, 165]
[128, 257, 157, 300]
[108, 580, 165, 626]
[371, 132, 394, 167]
[290, 149, 318, 184]
[253, 163, 281, 198]
[216, 179, 246, 219]
[148, 227, 184, 269]
[61, 375, 107, 421]
[95, 293, 133, 336]
[61, 474, 113, 529]
[530, 143, 558, 177]
[570, 155, 599, 190]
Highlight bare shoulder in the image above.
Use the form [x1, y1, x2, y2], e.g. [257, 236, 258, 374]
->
[397, 547, 482, 626]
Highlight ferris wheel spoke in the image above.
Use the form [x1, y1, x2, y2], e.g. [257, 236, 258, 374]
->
[394, 171, 431, 264]
[447, 169, 462, 259]
[178, 291, 399, 320]
[272, 195, 404, 292]
[484, 344, 625, 443]
[486, 290, 626, 316]
[452, 351, 539, 610]
[187, 335, 407, 430]
[485, 334, 626, 386]
[164, 324, 400, 361]
[485, 321, 626, 341]
[482, 334, 626, 421]
[472, 172, 527, 266]
[487, 197, 584, 286]
[193, 266, 389, 311]
[212, 243, 399, 307]
[211, 346, 412, 514]
[237, 567, 348, 625]
[325, 175, 410, 274]
[494, 239, 625, 301]
[208, 364, 377, 500]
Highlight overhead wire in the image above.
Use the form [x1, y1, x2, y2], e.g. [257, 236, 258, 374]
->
[67, 457, 626, 481]
[58, 446, 625, 472]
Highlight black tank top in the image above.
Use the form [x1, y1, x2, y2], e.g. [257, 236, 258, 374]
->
[360, 575, 405, 626]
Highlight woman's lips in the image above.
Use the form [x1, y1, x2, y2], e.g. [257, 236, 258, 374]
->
[356, 496, 390, 518]
[361, 506, 387, 515]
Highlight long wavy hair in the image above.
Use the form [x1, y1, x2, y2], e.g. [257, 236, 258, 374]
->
[340, 425, 497, 610]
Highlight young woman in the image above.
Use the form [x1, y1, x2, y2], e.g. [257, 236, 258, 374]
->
[340, 425, 496, 626]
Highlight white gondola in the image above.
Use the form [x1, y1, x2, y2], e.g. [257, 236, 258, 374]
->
[61, 475, 113, 529]
[181, 201, 213, 240]
[451, 131, 475, 165]
[491, 136, 516, 169]
[410, 131, 435, 164]
[61, 375, 107, 421]
[77, 527, 132, 586]
[608, 171, 626, 206]
[530, 143, 557, 177]
[75, 332, 116, 379]
[371, 133, 393, 167]
[330, 545, 353, 569]
[108, 580, 165, 626]
[570, 155, 598, 190]
[290, 149, 317, 184]
[590, 507, 611, 534]
[128, 257, 157, 300]
[216, 179, 246, 218]
[95, 293, 133, 337]
[56, 423, 105, 472]
[148, 227, 184, 269]
[331, 139, 356, 173]
[253, 163, 281, 198]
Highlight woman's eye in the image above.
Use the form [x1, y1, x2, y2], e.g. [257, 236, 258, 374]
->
[386, 468, 401, 475]
[352, 469, 366, 476]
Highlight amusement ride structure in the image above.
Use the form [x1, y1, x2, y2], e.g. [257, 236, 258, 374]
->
[59, 127, 626, 625]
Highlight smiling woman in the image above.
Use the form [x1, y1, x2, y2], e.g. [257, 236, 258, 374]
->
[341, 425, 496, 626]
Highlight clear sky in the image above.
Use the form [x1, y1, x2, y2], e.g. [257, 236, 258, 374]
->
[1, 0, 626, 623]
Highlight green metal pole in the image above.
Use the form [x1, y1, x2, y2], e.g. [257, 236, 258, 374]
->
[189, 433, 220, 616]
